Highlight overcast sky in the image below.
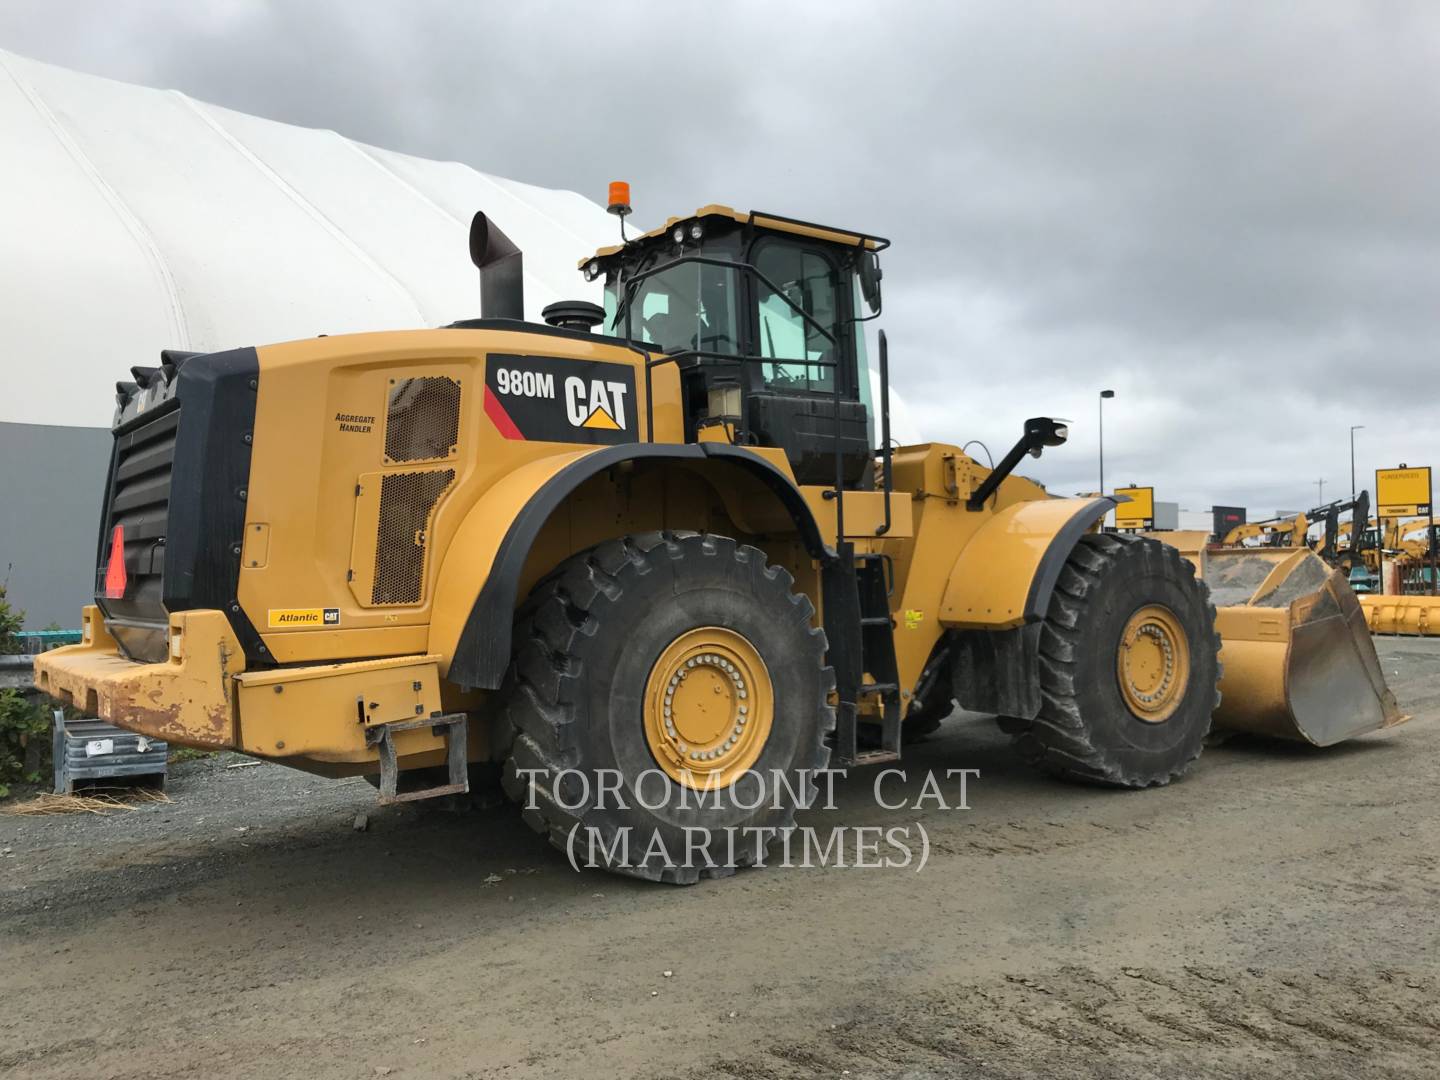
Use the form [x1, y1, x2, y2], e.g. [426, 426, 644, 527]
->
[3, 1, 1436, 516]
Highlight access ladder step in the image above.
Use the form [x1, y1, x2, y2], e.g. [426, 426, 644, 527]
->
[851, 748, 902, 766]
[366, 712, 469, 805]
[855, 553, 903, 759]
[825, 542, 904, 767]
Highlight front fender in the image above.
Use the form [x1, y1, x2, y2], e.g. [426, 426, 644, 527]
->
[939, 497, 1117, 631]
[940, 496, 1116, 719]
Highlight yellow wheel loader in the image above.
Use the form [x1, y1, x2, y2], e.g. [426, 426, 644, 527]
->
[34, 198, 1404, 881]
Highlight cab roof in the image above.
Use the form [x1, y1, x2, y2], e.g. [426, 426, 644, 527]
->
[580, 204, 888, 267]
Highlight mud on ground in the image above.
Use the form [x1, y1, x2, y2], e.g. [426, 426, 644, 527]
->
[2, 638, 1438, 1079]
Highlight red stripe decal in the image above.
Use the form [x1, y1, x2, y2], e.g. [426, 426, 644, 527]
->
[484, 387, 524, 440]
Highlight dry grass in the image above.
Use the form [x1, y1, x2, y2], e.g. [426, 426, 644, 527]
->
[3, 788, 172, 816]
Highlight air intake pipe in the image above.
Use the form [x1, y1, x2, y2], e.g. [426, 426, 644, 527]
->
[469, 212, 524, 320]
[542, 300, 605, 331]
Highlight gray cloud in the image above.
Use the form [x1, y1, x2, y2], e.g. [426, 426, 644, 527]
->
[3, 0, 1437, 514]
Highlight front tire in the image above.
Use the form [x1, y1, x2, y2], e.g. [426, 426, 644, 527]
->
[1003, 533, 1220, 787]
[499, 532, 834, 883]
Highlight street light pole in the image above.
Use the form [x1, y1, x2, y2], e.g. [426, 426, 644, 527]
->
[1099, 389, 1115, 495]
[1350, 425, 1364, 499]
[1316, 478, 1325, 506]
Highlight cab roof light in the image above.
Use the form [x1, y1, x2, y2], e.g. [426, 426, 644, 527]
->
[607, 181, 631, 217]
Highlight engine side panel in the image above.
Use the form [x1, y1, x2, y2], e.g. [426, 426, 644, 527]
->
[236, 328, 682, 665]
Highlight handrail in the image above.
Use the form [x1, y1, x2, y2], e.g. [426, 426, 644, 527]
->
[745, 209, 892, 253]
[875, 330, 892, 536]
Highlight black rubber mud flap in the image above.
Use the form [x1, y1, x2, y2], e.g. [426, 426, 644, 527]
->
[1000, 533, 1221, 788]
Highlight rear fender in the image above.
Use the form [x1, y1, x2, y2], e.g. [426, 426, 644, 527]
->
[432, 444, 827, 689]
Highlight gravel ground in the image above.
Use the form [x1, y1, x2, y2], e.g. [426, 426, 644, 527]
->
[2, 637, 1438, 1079]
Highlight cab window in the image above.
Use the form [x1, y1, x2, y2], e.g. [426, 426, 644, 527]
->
[755, 242, 840, 393]
[606, 262, 739, 355]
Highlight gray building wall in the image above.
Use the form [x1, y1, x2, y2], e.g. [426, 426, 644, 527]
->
[0, 421, 111, 629]
[1153, 501, 1181, 531]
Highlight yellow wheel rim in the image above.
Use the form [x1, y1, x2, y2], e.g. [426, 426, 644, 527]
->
[643, 627, 774, 789]
[1116, 603, 1191, 724]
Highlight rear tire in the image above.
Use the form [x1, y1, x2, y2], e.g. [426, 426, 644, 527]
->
[498, 532, 834, 883]
[1002, 533, 1220, 787]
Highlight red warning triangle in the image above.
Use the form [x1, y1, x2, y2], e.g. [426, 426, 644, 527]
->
[104, 524, 127, 599]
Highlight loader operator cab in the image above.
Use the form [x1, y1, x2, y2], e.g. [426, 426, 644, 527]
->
[582, 205, 889, 488]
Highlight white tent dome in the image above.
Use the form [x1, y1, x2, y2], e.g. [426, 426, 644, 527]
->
[0, 48, 617, 430]
[0, 49, 921, 625]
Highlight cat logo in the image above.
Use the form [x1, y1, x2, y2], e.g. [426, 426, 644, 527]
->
[268, 607, 342, 628]
[564, 377, 628, 431]
[484, 353, 637, 445]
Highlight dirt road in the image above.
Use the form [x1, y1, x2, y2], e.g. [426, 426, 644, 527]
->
[3, 637, 1439, 1079]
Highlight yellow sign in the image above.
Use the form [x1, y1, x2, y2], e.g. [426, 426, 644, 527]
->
[1376, 466, 1432, 518]
[1114, 486, 1155, 530]
[267, 607, 341, 628]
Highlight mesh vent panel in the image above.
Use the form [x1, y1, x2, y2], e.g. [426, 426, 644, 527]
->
[372, 469, 455, 605]
[384, 377, 461, 463]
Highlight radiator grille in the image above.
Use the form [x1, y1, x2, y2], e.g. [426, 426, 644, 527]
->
[97, 404, 179, 661]
[371, 469, 455, 605]
[384, 376, 461, 463]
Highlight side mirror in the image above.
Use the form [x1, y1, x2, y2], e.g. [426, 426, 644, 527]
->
[858, 251, 883, 311]
[1025, 416, 1069, 457]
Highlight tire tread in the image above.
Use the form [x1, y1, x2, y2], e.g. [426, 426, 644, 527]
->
[1005, 533, 1222, 788]
[498, 531, 835, 883]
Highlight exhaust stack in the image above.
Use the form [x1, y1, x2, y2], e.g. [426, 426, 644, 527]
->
[469, 212, 524, 320]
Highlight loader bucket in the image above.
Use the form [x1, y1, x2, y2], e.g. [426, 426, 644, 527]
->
[1200, 547, 1405, 746]
[1360, 593, 1440, 637]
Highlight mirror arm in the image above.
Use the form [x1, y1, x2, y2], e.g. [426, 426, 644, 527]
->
[966, 442, 1031, 512]
[966, 417, 1067, 511]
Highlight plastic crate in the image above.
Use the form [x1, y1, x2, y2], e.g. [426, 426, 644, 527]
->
[51, 710, 167, 794]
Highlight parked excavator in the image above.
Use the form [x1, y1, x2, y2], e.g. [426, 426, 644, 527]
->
[1392, 521, 1439, 562]
[1308, 491, 1371, 568]
[1220, 512, 1309, 548]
